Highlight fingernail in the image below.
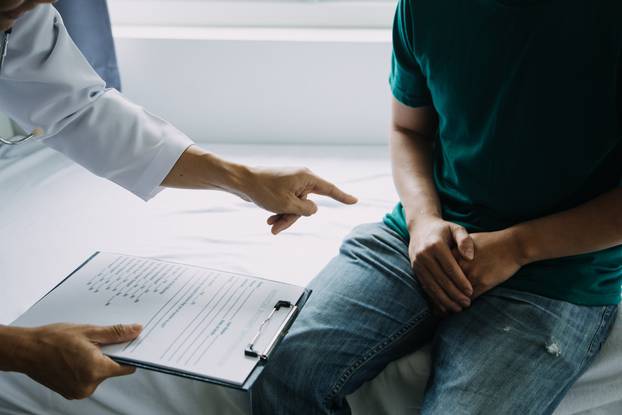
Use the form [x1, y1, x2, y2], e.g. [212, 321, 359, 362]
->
[131, 324, 143, 331]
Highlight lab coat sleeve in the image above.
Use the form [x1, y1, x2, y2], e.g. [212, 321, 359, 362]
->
[0, 6, 194, 200]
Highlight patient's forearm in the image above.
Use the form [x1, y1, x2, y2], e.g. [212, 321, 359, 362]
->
[511, 188, 622, 265]
[161, 145, 251, 199]
[391, 127, 441, 228]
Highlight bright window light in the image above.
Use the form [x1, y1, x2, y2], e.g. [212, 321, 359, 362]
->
[108, 0, 397, 29]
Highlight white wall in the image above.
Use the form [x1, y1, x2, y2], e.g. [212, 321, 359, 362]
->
[113, 28, 393, 145]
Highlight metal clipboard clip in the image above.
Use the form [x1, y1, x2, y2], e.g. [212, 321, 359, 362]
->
[245, 300, 298, 361]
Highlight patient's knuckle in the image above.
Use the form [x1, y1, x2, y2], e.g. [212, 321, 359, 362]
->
[431, 239, 445, 250]
[412, 255, 425, 269]
[419, 242, 431, 251]
[423, 240, 441, 253]
[420, 245, 433, 256]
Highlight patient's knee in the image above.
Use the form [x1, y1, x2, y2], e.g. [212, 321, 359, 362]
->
[340, 223, 387, 256]
[253, 329, 339, 413]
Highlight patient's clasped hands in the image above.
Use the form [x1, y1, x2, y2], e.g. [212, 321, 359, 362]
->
[408, 216, 525, 313]
[455, 230, 525, 299]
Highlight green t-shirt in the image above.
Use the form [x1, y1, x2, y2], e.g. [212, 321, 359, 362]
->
[385, 0, 622, 305]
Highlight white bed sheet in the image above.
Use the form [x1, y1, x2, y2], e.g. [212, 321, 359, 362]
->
[0, 145, 620, 415]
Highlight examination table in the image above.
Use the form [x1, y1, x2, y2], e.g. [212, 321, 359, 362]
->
[0, 144, 621, 414]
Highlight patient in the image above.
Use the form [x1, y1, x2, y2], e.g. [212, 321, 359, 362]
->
[253, 1, 622, 413]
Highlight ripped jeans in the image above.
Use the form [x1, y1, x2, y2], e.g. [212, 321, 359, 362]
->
[252, 222, 618, 415]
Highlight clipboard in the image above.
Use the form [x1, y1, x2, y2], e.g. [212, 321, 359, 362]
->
[112, 290, 311, 391]
[13, 252, 312, 392]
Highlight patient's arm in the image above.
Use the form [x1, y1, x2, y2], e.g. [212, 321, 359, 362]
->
[390, 98, 473, 313]
[512, 188, 622, 263]
[161, 145, 358, 234]
[455, 188, 622, 297]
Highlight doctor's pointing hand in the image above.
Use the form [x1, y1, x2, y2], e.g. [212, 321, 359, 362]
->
[0, 0, 357, 400]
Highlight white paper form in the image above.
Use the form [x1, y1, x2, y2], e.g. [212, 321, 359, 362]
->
[13, 252, 306, 386]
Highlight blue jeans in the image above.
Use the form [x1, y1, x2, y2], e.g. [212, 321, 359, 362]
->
[252, 222, 618, 414]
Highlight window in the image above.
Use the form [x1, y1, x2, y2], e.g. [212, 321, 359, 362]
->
[108, 0, 397, 29]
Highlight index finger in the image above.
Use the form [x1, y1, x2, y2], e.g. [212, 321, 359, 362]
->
[434, 244, 473, 296]
[309, 177, 358, 205]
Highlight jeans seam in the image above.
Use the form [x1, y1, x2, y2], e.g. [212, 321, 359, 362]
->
[582, 306, 615, 366]
[322, 309, 430, 409]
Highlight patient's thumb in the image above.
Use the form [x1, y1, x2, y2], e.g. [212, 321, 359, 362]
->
[89, 324, 143, 345]
[452, 225, 474, 260]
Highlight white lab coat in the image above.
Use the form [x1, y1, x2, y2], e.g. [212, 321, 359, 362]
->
[0, 5, 193, 200]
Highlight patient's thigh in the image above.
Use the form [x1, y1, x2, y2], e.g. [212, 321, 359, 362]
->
[253, 222, 436, 414]
[422, 287, 618, 415]
[305, 222, 436, 367]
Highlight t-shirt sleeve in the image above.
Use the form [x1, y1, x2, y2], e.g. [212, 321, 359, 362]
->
[389, 0, 433, 108]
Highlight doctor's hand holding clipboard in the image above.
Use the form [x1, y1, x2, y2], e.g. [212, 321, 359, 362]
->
[0, 0, 357, 400]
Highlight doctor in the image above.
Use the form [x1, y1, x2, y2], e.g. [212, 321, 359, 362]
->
[0, 0, 357, 400]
